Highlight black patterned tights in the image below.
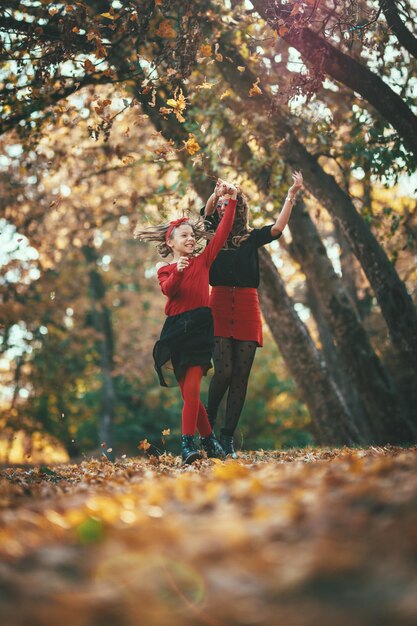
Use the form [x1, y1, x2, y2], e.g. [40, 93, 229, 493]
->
[207, 337, 257, 435]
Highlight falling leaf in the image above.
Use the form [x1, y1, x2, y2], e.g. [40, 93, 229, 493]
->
[100, 12, 116, 20]
[138, 439, 151, 451]
[191, 153, 203, 167]
[162, 429, 171, 436]
[199, 44, 212, 57]
[84, 59, 95, 73]
[195, 81, 215, 90]
[220, 89, 232, 100]
[238, 66, 245, 72]
[183, 133, 201, 155]
[156, 20, 175, 38]
[166, 88, 187, 122]
[249, 77, 263, 97]
[149, 88, 157, 108]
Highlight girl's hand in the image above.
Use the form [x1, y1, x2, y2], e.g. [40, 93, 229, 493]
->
[176, 256, 190, 272]
[288, 171, 303, 198]
[214, 178, 228, 197]
[222, 182, 238, 200]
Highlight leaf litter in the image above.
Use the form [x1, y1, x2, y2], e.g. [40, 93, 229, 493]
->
[1, 446, 417, 626]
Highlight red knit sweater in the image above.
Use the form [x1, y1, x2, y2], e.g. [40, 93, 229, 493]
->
[157, 199, 237, 316]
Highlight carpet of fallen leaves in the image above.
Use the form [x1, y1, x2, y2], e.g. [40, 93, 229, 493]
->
[1, 446, 417, 626]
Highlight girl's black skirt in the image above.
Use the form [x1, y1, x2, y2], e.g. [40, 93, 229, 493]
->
[153, 306, 214, 387]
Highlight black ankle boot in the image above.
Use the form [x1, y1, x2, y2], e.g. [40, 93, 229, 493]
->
[219, 433, 238, 459]
[181, 435, 202, 465]
[200, 432, 225, 459]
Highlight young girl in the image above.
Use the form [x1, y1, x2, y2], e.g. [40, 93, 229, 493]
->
[135, 181, 238, 464]
[201, 172, 303, 457]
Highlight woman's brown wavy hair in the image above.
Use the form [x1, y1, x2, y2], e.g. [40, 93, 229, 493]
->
[227, 189, 252, 247]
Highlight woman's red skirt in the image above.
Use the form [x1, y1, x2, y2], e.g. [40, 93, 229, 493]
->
[209, 286, 263, 346]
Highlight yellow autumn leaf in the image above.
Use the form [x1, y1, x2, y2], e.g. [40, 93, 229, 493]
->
[220, 89, 232, 100]
[166, 89, 186, 122]
[195, 81, 214, 90]
[138, 439, 151, 451]
[100, 12, 116, 20]
[249, 77, 263, 97]
[212, 461, 249, 480]
[237, 66, 245, 72]
[162, 429, 171, 436]
[184, 133, 201, 155]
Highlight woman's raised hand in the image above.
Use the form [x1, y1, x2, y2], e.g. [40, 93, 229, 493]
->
[214, 178, 227, 197]
[215, 178, 238, 199]
[221, 182, 238, 200]
[288, 171, 303, 198]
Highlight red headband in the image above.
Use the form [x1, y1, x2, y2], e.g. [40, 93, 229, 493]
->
[165, 217, 189, 243]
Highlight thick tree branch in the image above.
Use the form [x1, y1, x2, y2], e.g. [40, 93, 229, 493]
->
[251, 0, 417, 160]
[379, 0, 417, 59]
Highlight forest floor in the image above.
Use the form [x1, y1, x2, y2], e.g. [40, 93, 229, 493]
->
[1, 446, 417, 626]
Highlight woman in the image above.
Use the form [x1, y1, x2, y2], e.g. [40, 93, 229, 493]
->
[201, 173, 303, 457]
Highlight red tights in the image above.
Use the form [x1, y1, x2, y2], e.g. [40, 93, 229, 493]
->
[178, 366, 212, 437]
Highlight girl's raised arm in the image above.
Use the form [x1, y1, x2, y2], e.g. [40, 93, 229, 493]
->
[271, 171, 303, 237]
[203, 186, 237, 267]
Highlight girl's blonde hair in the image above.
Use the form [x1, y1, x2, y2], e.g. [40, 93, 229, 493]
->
[134, 216, 209, 258]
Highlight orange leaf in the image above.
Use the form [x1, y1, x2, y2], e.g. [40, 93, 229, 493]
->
[199, 44, 212, 57]
[156, 19, 175, 38]
[84, 59, 95, 73]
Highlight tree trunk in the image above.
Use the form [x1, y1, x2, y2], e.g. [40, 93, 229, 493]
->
[83, 245, 116, 461]
[258, 248, 362, 445]
[305, 279, 373, 441]
[289, 200, 416, 443]
[334, 221, 363, 318]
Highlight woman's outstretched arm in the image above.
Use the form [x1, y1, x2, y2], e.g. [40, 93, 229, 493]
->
[271, 171, 303, 237]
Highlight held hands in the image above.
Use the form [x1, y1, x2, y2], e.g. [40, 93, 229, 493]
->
[222, 182, 238, 200]
[214, 178, 238, 200]
[176, 256, 190, 273]
[287, 171, 303, 200]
